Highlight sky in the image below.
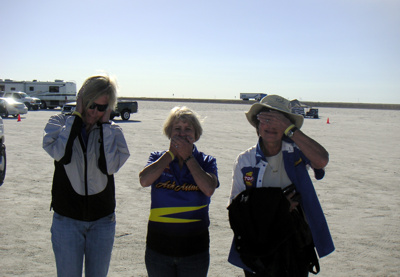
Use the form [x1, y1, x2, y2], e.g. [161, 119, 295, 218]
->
[1, 0, 399, 104]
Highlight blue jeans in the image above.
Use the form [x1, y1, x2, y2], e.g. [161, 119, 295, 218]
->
[51, 212, 116, 277]
[145, 246, 210, 277]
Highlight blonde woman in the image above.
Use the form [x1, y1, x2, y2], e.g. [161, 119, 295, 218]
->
[43, 75, 130, 277]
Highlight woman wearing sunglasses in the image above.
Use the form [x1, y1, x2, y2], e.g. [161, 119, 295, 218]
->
[43, 75, 130, 277]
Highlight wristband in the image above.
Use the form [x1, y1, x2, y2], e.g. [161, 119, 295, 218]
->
[167, 151, 175, 161]
[286, 126, 298, 138]
[72, 111, 82, 118]
[284, 124, 296, 136]
[184, 155, 193, 163]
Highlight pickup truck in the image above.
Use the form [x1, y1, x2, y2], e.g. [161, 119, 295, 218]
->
[305, 108, 319, 119]
[110, 100, 138, 121]
[0, 91, 41, 110]
[61, 100, 138, 121]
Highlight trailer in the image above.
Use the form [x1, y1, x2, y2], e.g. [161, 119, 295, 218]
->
[240, 93, 267, 101]
[0, 79, 77, 109]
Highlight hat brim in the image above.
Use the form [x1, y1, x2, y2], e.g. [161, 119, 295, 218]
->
[245, 103, 304, 129]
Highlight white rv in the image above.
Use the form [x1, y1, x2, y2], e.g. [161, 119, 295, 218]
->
[0, 79, 77, 109]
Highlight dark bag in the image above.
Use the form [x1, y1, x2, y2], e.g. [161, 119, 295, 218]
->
[228, 187, 320, 276]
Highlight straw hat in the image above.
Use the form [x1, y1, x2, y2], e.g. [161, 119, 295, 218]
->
[245, 95, 304, 129]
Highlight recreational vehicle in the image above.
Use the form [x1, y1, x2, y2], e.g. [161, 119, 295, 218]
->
[0, 79, 77, 109]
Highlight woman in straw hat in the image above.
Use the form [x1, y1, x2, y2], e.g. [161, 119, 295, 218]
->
[227, 95, 334, 276]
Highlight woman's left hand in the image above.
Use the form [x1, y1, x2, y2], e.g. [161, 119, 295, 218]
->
[286, 191, 300, 212]
[257, 111, 292, 133]
[100, 108, 112, 123]
[170, 135, 194, 159]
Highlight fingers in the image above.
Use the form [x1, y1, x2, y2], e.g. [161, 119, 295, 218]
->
[101, 108, 112, 123]
[285, 191, 296, 201]
[185, 135, 195, 144]
[288, 194, 299, 212]
[289, 202, 299, 212]
[170, 136, 193, 158]
[286, 191, 300, 212]
[258, 111, 285, 121]
[258, 111, 292, 131]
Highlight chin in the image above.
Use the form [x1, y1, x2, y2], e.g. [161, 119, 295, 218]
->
[86, 117, 99, 125]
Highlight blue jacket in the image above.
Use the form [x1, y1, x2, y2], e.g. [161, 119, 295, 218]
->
[228, 138, 334, 269]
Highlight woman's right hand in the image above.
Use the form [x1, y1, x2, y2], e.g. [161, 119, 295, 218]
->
[169, 139, 178, 157]
[170, 135, 194, 160]
[286, 191, 300, 212]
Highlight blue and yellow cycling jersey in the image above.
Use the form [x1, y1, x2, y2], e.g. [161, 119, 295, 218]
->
[145, 145, 219, 256]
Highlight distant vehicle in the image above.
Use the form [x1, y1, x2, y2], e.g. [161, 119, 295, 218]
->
[0, 99, 7, 115]
[291, 106, 305, 117]
[0, 116, 5, 186]
[0, 91, 41, 110]
[60, 102, 76, 115]
[305, 108, 319, 119]
[0, 97, 28, 118]
[0, 79, 77, 109]
[61, 100, 138, 121]
[240, 93, 267, 101]
[110, 100, 138, 120]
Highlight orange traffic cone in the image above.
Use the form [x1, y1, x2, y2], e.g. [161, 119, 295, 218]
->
[17, 114, 21, 122]
[326, 117, 330, 124]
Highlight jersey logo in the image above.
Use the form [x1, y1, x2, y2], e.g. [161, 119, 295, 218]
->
[244, 171, 254, 187]
[149, 205, 207, 223]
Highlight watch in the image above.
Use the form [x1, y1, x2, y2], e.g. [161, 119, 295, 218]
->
[184, 155, 194, 163]
[286, 126, 298, 138]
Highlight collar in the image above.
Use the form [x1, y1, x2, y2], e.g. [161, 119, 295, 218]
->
[255, 137, 267, 164]
[255, 137, 294, 163]
[192, 144, 199, 156]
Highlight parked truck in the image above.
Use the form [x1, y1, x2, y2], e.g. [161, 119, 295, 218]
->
[0, 91, 41, 110]
[240, 93, 267, 101]
[110, 100, 138, 120]
[61, 99, 138, 121]
[0, 79, 77, 109]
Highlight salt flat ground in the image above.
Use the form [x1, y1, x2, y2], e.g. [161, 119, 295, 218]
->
[0, 101, 399, 277]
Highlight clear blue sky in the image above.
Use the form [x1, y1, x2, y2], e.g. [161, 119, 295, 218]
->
[1, 0, 399, 103]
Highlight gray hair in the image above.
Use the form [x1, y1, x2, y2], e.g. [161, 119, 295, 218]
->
[163, 106, 203, 142]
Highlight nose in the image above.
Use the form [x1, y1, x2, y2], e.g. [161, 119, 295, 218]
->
[178, 130, 186, 136]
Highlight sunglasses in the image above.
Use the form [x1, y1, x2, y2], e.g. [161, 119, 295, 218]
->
[89, 102, 108, 112]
